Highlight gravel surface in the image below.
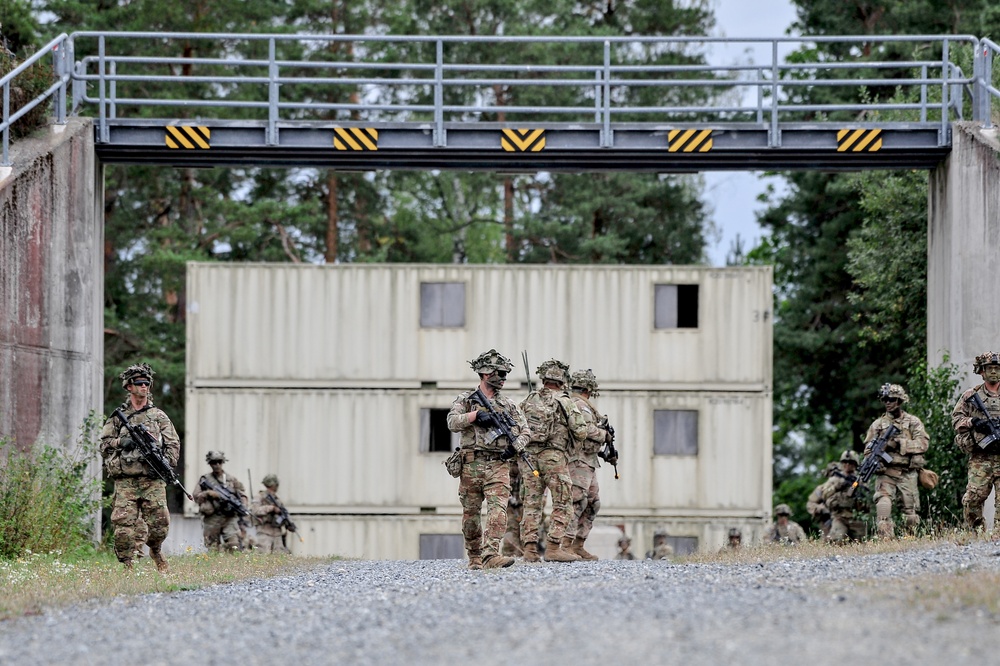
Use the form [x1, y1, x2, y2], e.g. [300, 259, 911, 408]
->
[3, 541, 1000, 666]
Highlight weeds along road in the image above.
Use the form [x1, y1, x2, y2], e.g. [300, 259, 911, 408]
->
[2, 540, 999, 666]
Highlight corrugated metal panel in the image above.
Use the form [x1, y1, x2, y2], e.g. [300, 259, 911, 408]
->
[186, 263, 773, 387]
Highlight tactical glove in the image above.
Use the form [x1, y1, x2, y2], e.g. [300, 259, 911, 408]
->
[972, 417, 993, 434]
[120, 436, 135, 452]
[475, 410, 497, 427]
[501, 444, 517, 461]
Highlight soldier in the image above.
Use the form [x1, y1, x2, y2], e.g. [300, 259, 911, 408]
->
[725, 527, 742, 550]
[99, 363, 179, 573]
[952, 351, 1000, 531]
[821, 450, 867, 543]
[864, 383, 929, 538]
[251, 474, 292, 554]
[192, 451, 248, 552]
[519, 359, 588, 563]
[615, 534, 635, 560]
[765, 504, 807, 544]
[565, 369, 612, 561]
[446, 349, 528, 570]
[501, 460, 524, 557]
[645, 528, 674, 559]
[806, 462, 840, 537]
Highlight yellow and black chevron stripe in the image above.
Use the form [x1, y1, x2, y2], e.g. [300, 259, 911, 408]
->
[837, 129, 882, 152]
[333, 127, 378, 151]
[165, 125, 210, 149]
[667, 129, 713, 153]
[501, 129, 546, 152]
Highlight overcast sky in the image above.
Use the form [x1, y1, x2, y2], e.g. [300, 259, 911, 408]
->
[703, 0, 800, 265]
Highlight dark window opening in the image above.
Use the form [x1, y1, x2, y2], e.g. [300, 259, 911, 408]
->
[654, 283, 699, 329]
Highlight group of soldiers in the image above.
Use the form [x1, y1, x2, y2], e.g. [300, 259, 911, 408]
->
[776, 349, 1000, 544]
[99, 363, 298, 572]
[446, 349, 618, 568]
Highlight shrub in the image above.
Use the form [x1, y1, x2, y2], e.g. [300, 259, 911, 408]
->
[0, 413, 104, 560]
[0, 50, 54, 140]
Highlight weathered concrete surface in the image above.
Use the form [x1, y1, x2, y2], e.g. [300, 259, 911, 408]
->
[928, 122, 1000, 380]
[0, 118, 101, 452]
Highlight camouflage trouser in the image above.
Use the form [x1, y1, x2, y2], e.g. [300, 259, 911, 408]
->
[503, 461, 524, 555]
[110, 477, 170, 563]
[202, 513, 242, 551]
[565, 460, 600, 541]
[962, 454, 1000, 531]
[519, 448, 573, 545]
[255, 532, 290, 554]
[458, 455, 511, 560]
[873, 469, 920, 538]
[826, 511, 866, 543]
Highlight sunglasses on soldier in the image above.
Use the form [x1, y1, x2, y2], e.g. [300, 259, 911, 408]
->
[493, 370, 508, 378]
[132, 379, 151, 386]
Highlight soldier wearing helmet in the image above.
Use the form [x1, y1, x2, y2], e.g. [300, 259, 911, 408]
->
[615, 533, 635, 560]
[820, 450, 867, 543]
[806, 461, 841, 538]
[645, 528, 674, 560]
[952, 351, 1000, 531]
[99, 362, 179, 573]
[863, 382, 929, 539]
[446, 349, 530, 570]
[765, 503, 806, 544]
[251, 474, 295, 553]
[517, 359, 589, 563]
[725, 527, 743, 551]
[565, 368, 613, 561]
[192, 450, 248, 552]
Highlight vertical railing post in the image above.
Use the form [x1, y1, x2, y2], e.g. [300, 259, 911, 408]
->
[55, 36, 67, 125]
[940, 38, 950, 146]
[755, 67, 763, 125]
[770, 40, 779, 147]
[3, 80, 10, 166]
[594, 70, 601, 124]
[434, 39, 444, 147]
[981, 41, 994, 129]
[98, 35, 108, 143]
[920, 64, 927, 123]
[602, 40, 611, 148]
[268, 37, 278, 146]
[109, 60, 117, 120]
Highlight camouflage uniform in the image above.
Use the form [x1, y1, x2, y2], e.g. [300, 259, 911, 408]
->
[519, 359, 588, 562]
[645, 530, 674, 559]
[806, 462, 839, 537]
[615, 535, 636, 560]
[951, 351, 1000, 531]
[566, 369, 611, 560]
[99, 363, 179, 572]
[251, 475, 292, 554]
[765, 504, 807, 544]
[821, 451, 866, 543]
[447, 349, 529, 570]
[192, 452, 248, 552]
[863, 384, 928, 538]
[501, 461, 524, 556]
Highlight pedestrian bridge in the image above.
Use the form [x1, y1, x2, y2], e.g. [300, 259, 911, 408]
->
[4, 32, 999, 171]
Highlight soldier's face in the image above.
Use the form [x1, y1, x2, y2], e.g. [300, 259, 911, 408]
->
[882, 397, 901, 413]
[129, 378, 151, 398]
[982, 364, 1000, 384]
[485, 369, 507, 389]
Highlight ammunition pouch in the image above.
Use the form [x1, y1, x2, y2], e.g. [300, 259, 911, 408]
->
[444, 449, 464, 478]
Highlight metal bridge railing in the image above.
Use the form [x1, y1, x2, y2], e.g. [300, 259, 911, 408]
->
[1, 32, 999, 165]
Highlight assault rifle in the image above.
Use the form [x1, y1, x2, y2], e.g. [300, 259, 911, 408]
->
[469, 388, 539, 477]
[965, 392, 1000, 450]
[112, 407, 193, 500]
[597, 418, 620, 480]
[264, 493, 304, 544]
[853, 424, 900, 494]
[831, 468, 870, 502]
[199, 476, 249, 517]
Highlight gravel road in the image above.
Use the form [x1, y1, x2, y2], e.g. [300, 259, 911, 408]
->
[3, 541, 1000, 666]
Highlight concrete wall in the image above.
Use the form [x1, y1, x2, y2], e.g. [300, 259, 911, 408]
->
[928, 122, 1000, 379]
[0, 118, 102, 453]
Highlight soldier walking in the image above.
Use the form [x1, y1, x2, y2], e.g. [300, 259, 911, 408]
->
[952, 351, 1000, 531]
[863, 383, 929, 538]
[821, 450, 867, 543]
[192, 451, 248, 552]
[518, 359, 588, 563]
[99, 363, 179, 573]
[566, 369, 612, 560]
[251, 474, 293, 553]
[446, 349, 528, 570]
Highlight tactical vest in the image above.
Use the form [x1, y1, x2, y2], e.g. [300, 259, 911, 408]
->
[521, 389, 572, 451]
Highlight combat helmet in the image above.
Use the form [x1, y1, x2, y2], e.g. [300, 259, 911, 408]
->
[569, 368, 600, 397]
[262, 474, 279, 488]
[205, 450, 227, 464]
[973, 351, 1000, 373]
[469, 349, 513, 374]
[728, 527, 742, 539]
[537, 359, 570, 386]
[774, 503, 792, 516]
[877, 383, 909, 404]
[119, 362, 154, 389]
[840, 450, 860, 465]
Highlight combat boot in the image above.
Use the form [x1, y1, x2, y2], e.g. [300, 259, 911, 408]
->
[570, 537, 598, 561]
[468, 555, 483, 570]
[521, 542, 541, 563]
[150, 548, 169, 574]
[544, 537, 581, 562]
[483, 554, 515, 569]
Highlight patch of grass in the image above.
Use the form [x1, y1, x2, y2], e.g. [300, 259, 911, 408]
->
[0, 548, 337, 620]
[908, 569, 1000, 617]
